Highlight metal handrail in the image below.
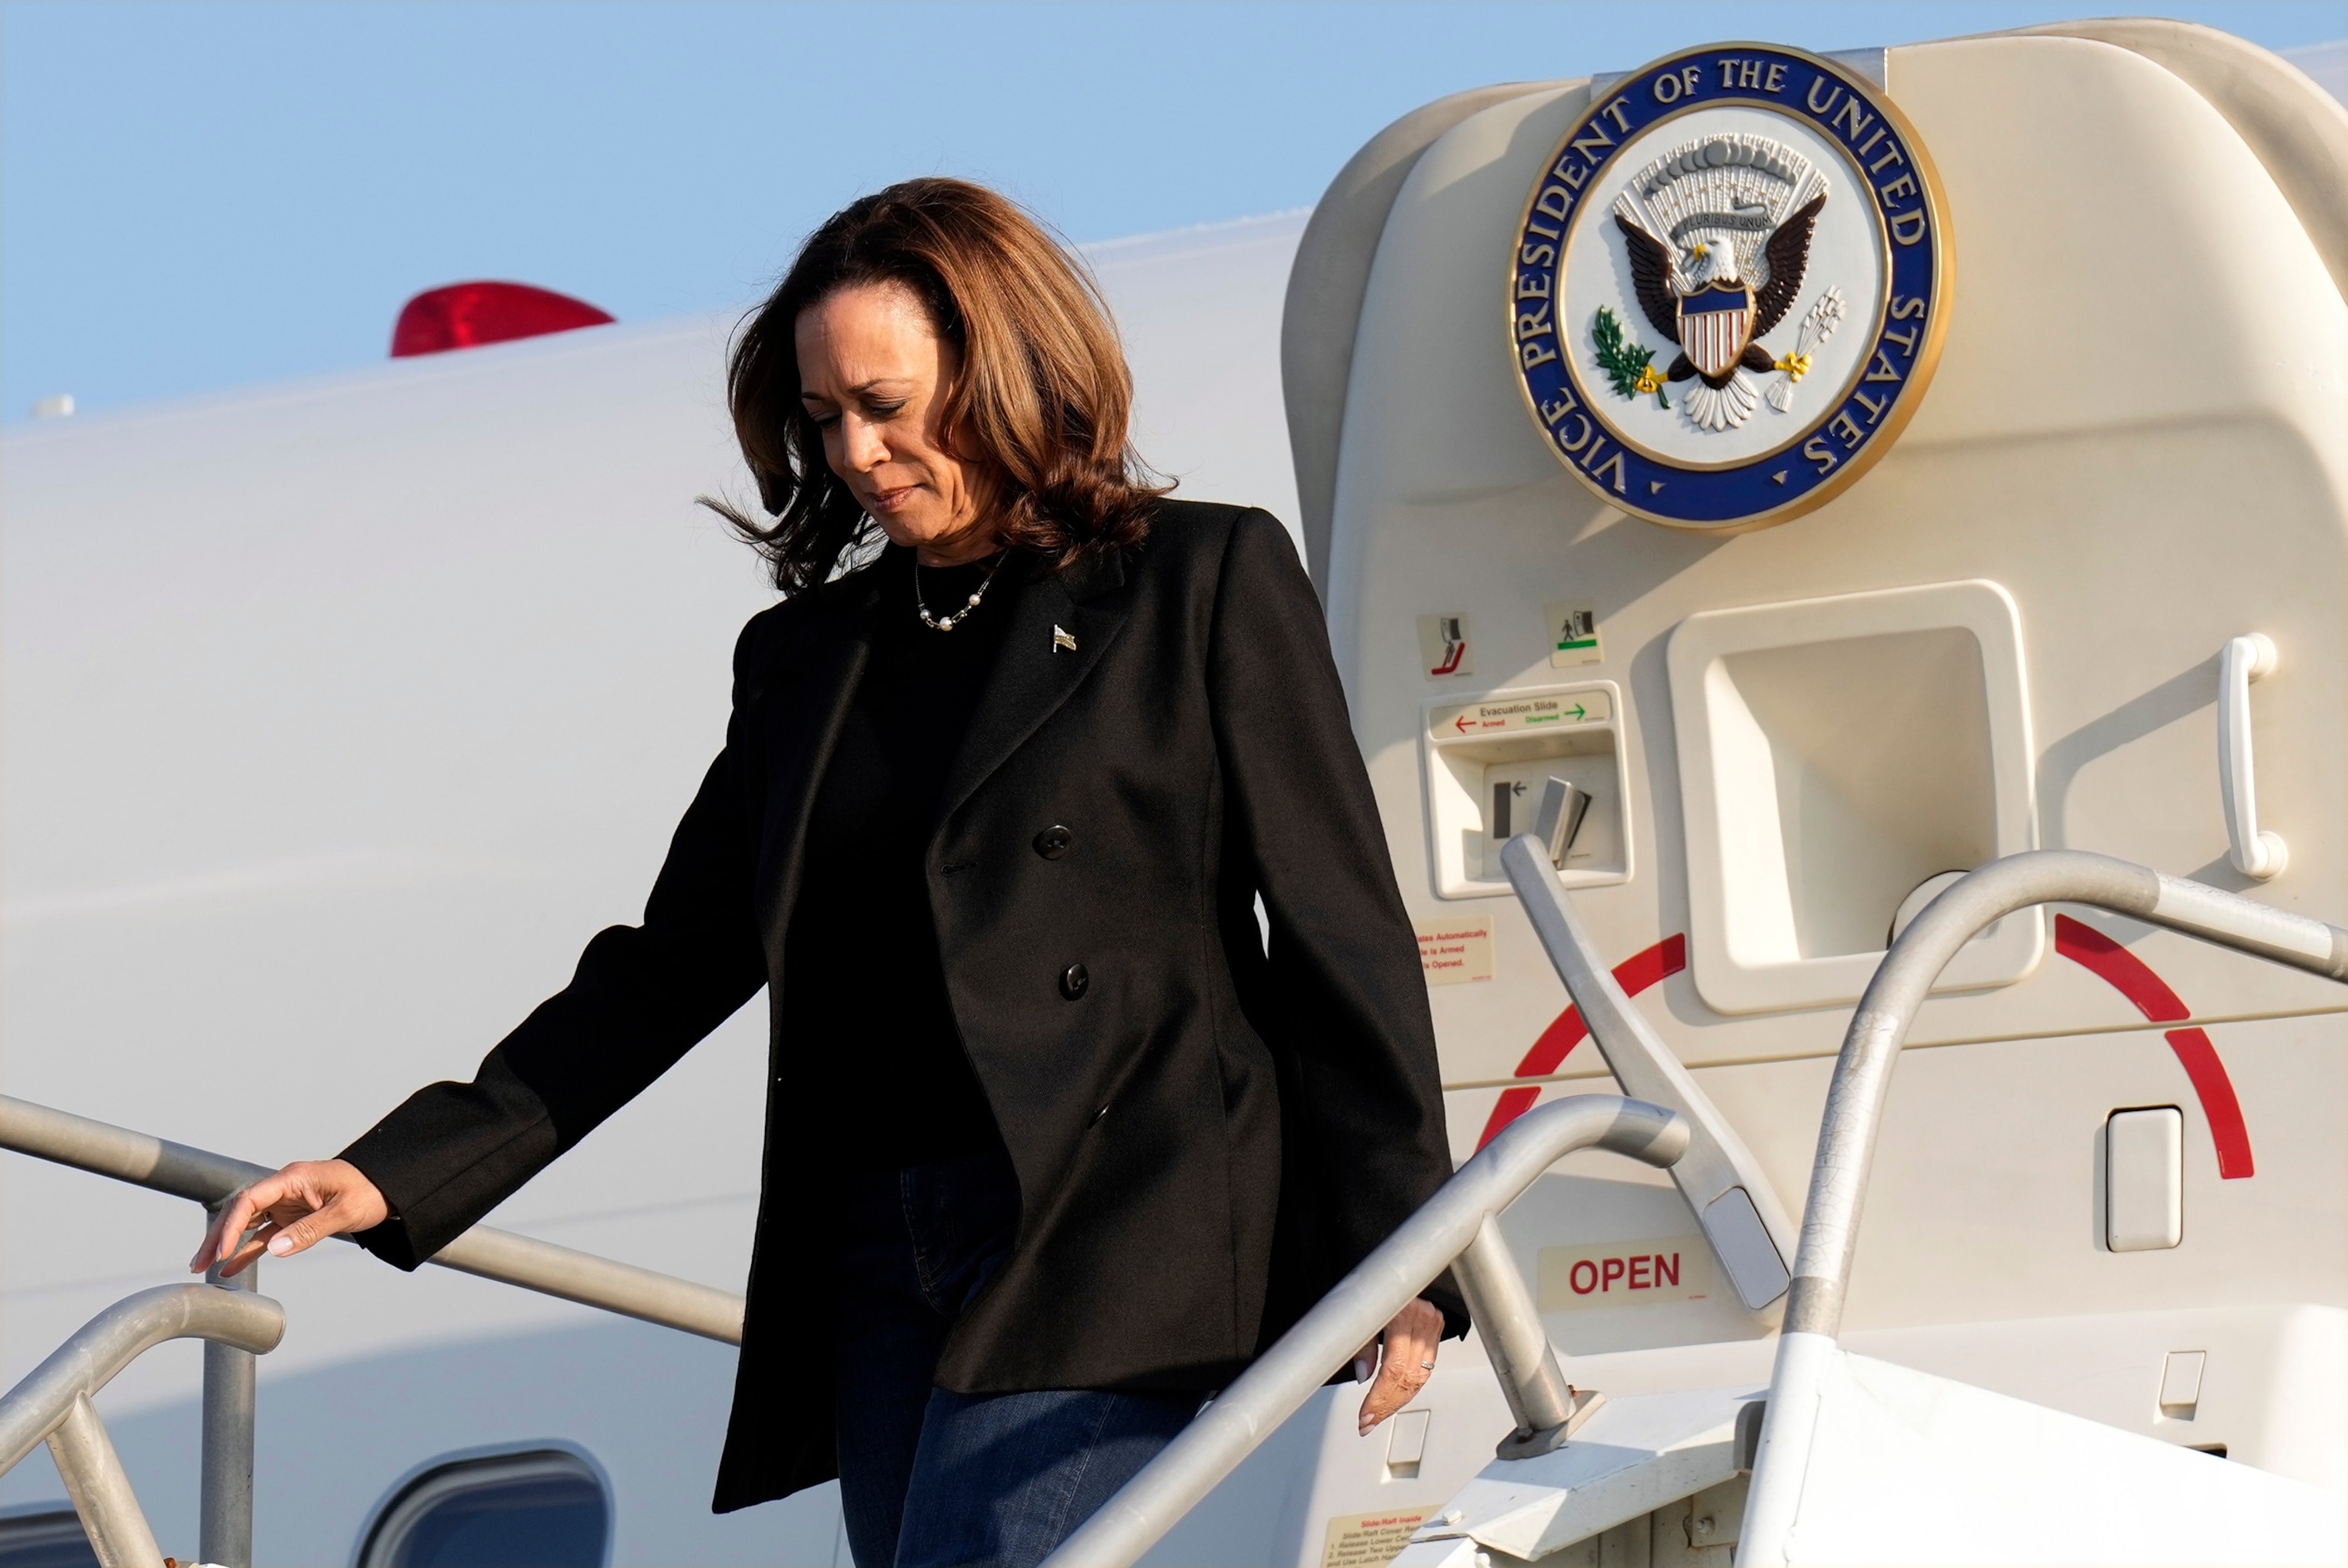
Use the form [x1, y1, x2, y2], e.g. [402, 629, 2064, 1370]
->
[0, 1094, 746, 1346]
[2, 1092, 751, 1565]
[1503, 826, 1798, 1310]
[1741, 850, 2348, 1567]
[0, 1285, 287, 1568]
[1036, 1093, 1690, 1568]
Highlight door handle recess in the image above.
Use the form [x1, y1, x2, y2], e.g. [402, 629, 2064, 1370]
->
[2220, 633, 2285, 880]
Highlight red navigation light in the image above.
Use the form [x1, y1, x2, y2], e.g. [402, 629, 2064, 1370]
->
[390, 281, 615, 358]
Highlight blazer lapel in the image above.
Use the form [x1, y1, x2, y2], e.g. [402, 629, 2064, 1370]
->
[753, 567, 883, 964]
[936, 547, 1132, 830]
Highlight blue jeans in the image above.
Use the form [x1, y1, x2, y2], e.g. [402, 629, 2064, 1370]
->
[835, 1149, 1198, 1568]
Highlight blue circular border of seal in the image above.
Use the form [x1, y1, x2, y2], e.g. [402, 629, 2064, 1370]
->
[1510, 43, 1952, 531]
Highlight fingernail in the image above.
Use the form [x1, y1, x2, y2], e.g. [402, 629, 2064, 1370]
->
[267, 1234, 294, 1255]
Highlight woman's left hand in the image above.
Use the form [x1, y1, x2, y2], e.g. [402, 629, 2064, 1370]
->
[1354, 1297, 1444, 1434]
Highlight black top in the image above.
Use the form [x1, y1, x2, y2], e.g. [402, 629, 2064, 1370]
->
[786, 548, 1015, 1171]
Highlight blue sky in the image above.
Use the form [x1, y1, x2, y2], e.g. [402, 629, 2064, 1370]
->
[4, 2, 2340, 419]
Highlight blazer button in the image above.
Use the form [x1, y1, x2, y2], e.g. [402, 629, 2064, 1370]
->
[1033, 824, 1074, 860]
[1059, 962, 1090, 1000]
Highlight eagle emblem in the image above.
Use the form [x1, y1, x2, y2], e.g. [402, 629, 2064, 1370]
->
[1505, 41, 1950, 531]
[1610, 134, 1830, 431]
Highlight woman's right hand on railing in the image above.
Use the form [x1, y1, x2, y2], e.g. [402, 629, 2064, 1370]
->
[190, 1159, 390, 1279]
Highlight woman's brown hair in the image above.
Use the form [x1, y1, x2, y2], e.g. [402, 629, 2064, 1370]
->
[706, 177, 1163, 592]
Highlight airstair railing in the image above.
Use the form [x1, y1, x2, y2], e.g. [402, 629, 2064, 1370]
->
[1503, 816, 1800, 1310]
[1741, 848, 2348, 1568]
[1, 1283, 286, 1568]
[199, 1259, 258, 1566]
[1036, 1093, 1690, 1568]
[0, 1095, 747, 1345]
[0, 1093, 748, 1566]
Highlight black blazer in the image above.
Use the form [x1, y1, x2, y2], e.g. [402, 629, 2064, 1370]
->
[339, 501, 1461, 1511]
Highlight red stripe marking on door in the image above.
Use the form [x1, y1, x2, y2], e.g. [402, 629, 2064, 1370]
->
[1475, 934, 1687, 1149]
[2054, 914, 2254, 1178]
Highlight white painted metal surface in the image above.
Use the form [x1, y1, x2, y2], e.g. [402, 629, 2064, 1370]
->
[1744, 1347, 2341, 1565]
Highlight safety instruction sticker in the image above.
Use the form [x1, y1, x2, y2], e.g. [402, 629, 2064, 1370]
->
[1538, 1235, 1712, 1310]
[1416, 918, 1493, 986]
[1428, 688, 1611, 740]
[1546, 600, 1602, 666]
[1320, 1507, 1436, 1568]
[1416, 614, 1475, 679]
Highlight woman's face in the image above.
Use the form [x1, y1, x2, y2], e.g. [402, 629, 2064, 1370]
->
[796, 281, 998, 565]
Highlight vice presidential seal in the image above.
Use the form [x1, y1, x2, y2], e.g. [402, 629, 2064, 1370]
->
[1510, 44, 1949, 530]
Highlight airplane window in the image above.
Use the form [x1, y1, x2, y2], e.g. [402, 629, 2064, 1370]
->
[355, 1449, 609, 1568]
[0, 1506, 99, 1568]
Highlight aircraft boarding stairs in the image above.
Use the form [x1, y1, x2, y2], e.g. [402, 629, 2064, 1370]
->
[1033, 817, 2348, 1568]
[4, 821, 2344, 1566]
[1383, 826, 2348, 1568]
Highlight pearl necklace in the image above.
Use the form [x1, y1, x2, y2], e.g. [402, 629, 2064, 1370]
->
[914, 552, 1006, 633]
